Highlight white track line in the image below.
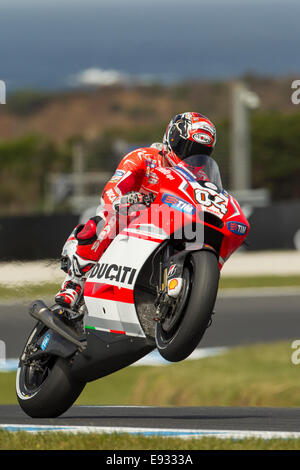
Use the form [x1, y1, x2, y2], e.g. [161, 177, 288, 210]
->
[1, 423, 300, 440]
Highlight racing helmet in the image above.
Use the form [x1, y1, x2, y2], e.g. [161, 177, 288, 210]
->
[163, 112, 216, 166]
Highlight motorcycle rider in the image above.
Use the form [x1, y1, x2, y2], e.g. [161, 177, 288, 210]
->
[55, 112, 217, 309]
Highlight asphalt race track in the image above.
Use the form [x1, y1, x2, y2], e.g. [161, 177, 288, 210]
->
[1, 405, 300, 438]
[1, 290, 300, 437]
[1, 291, 300, 358]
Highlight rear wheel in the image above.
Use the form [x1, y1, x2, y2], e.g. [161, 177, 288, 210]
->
[155, 250, 219, 362]
[16, 323, 85, 418]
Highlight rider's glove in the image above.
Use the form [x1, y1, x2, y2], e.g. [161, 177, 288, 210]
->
[112, 192, 154, 215]
[142, 192, 156, 207]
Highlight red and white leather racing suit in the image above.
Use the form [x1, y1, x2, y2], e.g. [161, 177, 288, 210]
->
[78, 144, 168, 261]
[56, 144, 170, 307]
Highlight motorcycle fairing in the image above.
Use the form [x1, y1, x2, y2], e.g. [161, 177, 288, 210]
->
[83, 228, 167, 338]
[83, 158, 249, 338]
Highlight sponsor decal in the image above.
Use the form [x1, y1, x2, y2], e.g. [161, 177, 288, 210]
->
[147, 171, 159, 185]
[110, 170, 125, 182]
[156, 167, 175, 180]
[168, 264, 177, 277]
[145, 157, 157, 169]
[174, 166, 195, 182]
[168, 278, 178, 290]
[145, 158, 159, 184]
[167, 277, 183, 298]
[162, 193, 196, 215]
[106, 188, 117, 203]
[88, 263, 137, 284]
[41, 333, 51, 351]
[227, 221, 248, 235]
[192, 132, 212, 144]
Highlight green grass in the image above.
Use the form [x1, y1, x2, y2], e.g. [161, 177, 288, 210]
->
[2, 341, 300, 407]
[2, 341, 300, 450]
[76, 340, 300, 408]
[219, 275, 300, 289]
[0, 276, 299, 302]
[0, 283, 59, 301]
[1, 431, 300, 450]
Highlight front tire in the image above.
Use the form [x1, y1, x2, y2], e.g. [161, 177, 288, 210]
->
[16, 323, 86, 418]
[155, 250, 219, 362]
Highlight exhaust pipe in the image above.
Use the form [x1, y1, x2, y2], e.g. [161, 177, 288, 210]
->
[29, 300, 87, 351]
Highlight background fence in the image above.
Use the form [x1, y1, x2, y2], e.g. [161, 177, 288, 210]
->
[0, 200, 299, 260]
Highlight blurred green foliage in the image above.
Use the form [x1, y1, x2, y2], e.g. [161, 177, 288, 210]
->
[0, 135, 72, 214]
[251, 112, 300, 200]
[0, 111, 299, 214]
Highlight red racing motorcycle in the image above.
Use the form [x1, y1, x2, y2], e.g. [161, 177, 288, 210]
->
[16, 154, 249, 418]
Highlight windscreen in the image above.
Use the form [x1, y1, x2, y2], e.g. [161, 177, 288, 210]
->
[179, 154, 223, 189]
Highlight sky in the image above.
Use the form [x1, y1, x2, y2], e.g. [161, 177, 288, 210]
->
[0, 0, 299, 90]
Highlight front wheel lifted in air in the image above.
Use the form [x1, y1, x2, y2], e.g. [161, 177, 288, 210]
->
[155, 250, 219, 362]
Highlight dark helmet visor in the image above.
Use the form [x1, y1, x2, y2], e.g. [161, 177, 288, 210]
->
[171, 138, 212, 159]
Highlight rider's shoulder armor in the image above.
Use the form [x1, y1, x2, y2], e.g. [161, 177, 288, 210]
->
[121, 146, 162, 168]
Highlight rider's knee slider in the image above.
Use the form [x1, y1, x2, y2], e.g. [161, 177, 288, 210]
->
[75, 216, 102, 245]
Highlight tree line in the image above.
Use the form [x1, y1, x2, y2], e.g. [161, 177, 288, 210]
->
[0, 111, 299, 214]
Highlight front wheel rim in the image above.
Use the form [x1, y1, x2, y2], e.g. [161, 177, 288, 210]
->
[159, 265, 192, 339]
[16, 323, 53, 400]
[17, 357, 53, 399]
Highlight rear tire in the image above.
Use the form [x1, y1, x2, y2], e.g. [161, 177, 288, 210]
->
[155, 250, 219, 362]
[16, 323, 85, 418]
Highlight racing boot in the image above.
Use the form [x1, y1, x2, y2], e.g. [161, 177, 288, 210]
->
[55, 215, 107, 310]
[55, 276, 85, 309]
[55, 248, 98, 309]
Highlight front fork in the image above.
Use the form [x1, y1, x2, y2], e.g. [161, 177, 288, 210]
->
[154, 244, 218, 323]
[154, 247, 187, 322]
